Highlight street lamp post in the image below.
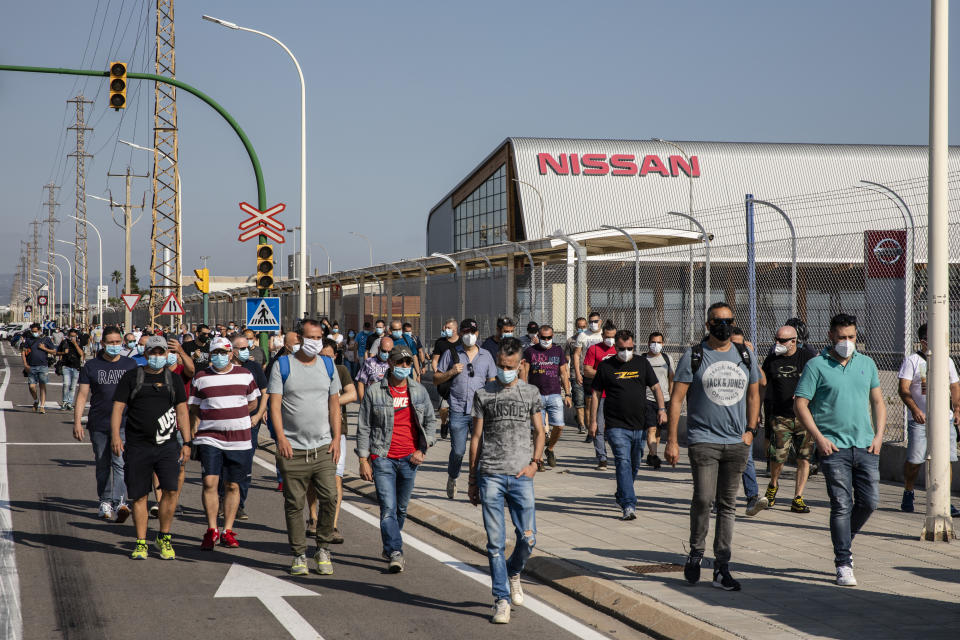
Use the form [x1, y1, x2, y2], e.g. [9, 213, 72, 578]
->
[286, 226, 302, 279]
[430, 252, 464, 321]
[69, 215, 103, 324]
[512, 178, 546, 239]
[600, 225, 640, 341]
[55, 241, 77, 324]
[668, 211, 712, 325]
[548, 230, 587, 335]
[750, 199, 797, 318]
[350, 231, 374, 267]
[310, 242, 332, 275]
[53, 252, 73, 323]
[507, 241, 537, 323]
[40, 260, 64, 326]
[203, 14, 308, 320]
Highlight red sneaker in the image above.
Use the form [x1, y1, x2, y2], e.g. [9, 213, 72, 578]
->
[220, 529, 240, 548]
[200, 527, 219, 551]
[275, 482, 284, 492]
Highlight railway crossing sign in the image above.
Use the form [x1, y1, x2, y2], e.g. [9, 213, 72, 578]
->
[238, 202, 286, 244]
[246, 297, 280, 332]
[159, 292, 185, 316]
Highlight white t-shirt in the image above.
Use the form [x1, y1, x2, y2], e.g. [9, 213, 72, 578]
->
[897, 353, 959, 417]
[575, 330, 603, 373]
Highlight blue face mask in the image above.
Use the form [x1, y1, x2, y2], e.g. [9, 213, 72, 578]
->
[31, 332, 39, 338]
[392, 366, 412, 379]
[576, 328, 585, 334]
[501, 332, 513, 339]
[332, 328, 339, 334]
[105, 344, 124, 357]
[375, 327, 384, 335]
[127, 341, 137, 349]
[391, 330, 402, 339]
[348, 331, 355, 338]
[236, 348, 250, 362]
[378, 351, 389, 362]
[403, 331, 412, 338]
[147, 355, 167, 370]
[166, 353, 178, 366]
[441, 329, 452, 338]
[497, 367, 518, 384]
[136, 345, 145, 355]
[211, 354, 231, 369]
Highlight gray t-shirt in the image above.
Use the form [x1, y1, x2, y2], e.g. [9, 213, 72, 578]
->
[645, 353, 673, 402]
[438, 346, 497, 414]
[472, 380, 543, 476]
[267, 355, 342, 450]
[674, 343, 759, 445]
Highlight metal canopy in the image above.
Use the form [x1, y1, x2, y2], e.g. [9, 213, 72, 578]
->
[546, 226, 706, 257]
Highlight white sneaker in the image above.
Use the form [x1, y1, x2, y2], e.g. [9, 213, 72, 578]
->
[492, 598, 511, 624]
[836, 565, 857, 587]
[446, 477, 457, 499]
[98, 501, 114, 520]
[508, 574, 524, 606]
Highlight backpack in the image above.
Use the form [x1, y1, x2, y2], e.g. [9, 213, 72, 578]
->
[128, 366, 177, 405]
[690, 341, 752, 374]
[276, 354, 334, 386]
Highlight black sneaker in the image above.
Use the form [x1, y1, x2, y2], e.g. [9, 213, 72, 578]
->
[236, 507, 249, 521]
[684, 553, 703, 585]
[440, 423, 449, 439]
[712, 564, 741, 591]
[545, 449, 557, 468]
[647, 454, 662, 470]
[584, 434, 594, 443]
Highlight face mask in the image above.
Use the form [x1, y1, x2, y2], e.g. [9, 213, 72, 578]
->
[147, 355, 167, 370]
[392, 366, 412, 379]
[210, 354, 231, 369]
[528, 332, 538, 338]
[197, 334, 209, 343]
[539, 338, 553, 349]
[403, 331, 412, 338]
[501, 332, 513, 338]
[773, 343, 789, 356]
[290, 344, 301, 354]
[127, 341, 137, 349]
[136, 345, 145, 355]
[616, 348, 634, 362]
[300, 338, 322, 358]
[603, 337, 615, 347]
[375, 327, 384, 335]
[332, 328, 339, 334]
[834, 339, 856, 359]
[589, 322, 600, 332]
[236, 348, 251, 362]
[497, 368, 518, 384]
[31, 332, 39, 338]
[462, 333, 477, 347]
[649, 342, 663, 354]
[166, 353, 178, 366]
[348, 332, 356, 338]
[228, 325, 235, 330]
[391, 330, 402, 339]
[105, 344, 124, 357]
[378, 351, 390, 362]
[708, 321, 734, 341]
[576, 327, 585, 334]
[441, 329, 452, 338]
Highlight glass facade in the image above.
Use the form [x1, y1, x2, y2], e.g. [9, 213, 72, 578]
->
[454, 164, 507, 250]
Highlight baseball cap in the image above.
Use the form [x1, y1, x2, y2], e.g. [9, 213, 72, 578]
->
[209, 336, 232, 352]
[389, 344, 415, 362]
[145, 335, 168, 352]
[459, 318, 478, 333]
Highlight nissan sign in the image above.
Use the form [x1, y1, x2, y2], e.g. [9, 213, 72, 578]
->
[537, 152, 700, 178]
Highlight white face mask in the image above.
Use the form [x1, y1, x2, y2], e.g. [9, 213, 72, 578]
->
[773, 343, 789, 356]
[616, 348, 633, 362]
[539, 339, 553, 349]
[589, 321, 600, 332]
[834, 339, 856, 359]
[648, 342, 663, 354]
[603, 337, 615, 347]
[300, 338, 322, 357]
[290, 343, 301, 354]
[462, 333, 477, 347]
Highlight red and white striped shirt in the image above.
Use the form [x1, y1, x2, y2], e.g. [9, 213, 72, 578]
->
[189, 365, 260, 450]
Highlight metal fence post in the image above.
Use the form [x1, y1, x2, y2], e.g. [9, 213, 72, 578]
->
[668, 212, 711, 325]
[745, 195, 758, 348]
[600, 225, 640, 341]
[431, 252, 464, 321]
[508, 241, 535, 324]
[751, 198, 797, 319]
[550, 230, 587, 334]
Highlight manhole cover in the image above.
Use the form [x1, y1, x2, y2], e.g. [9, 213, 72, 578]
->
[626, 563, 684, 574]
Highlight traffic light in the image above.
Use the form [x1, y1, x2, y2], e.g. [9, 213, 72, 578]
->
[108, 62, 127, 109]
[193, 267, 210, 293]
[256, 244, 274, 290]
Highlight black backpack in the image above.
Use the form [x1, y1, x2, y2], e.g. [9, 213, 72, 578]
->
[690, 340, 752, 374]
[128, 366, 178, 405]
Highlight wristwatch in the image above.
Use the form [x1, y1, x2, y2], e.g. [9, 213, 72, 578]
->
[657, 407, 667, 413]
[745, 427, 758, 436]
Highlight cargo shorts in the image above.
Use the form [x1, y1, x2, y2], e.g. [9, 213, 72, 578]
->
[768, 415, 814, 463]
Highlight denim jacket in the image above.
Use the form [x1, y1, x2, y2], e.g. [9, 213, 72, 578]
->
[357, 376, 437, 458]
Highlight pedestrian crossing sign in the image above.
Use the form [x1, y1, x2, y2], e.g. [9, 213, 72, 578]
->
[246, 297, 281, 331]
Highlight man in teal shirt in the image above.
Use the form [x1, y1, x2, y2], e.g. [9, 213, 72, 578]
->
[794, 313, 886, 588]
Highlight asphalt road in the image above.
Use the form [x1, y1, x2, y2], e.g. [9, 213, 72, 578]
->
[0, 344, 643, 640]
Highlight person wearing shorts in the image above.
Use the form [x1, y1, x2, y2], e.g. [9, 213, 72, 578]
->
[319, 339, 358, 543]
[522, 324, 571, 469]
[111, 335, 191, 560]
[565, 317, 588, 434]
[21, 323, 56, 413]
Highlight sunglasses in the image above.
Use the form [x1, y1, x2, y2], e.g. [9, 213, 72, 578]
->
[775, 337, 797, 344]
[394, 358, 414, 367]
[467, 362, 475, 377]
[709, 318, 735, 326]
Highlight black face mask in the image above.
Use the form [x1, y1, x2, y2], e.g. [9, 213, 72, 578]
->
[708, 321, 734, 341]
[197, 333, 210, 344]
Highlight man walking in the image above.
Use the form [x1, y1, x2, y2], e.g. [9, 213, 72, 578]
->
[268, 319, 342, 576]
[467, 337, 544, 624]
[431, 318, 461, 440]
[574, 312, 604, 441]
[521, 324, 571, 468]
[584, 322, 617, 469]
[666, 302, 760, 591]
[21, 322, 56, 413]
[357, 336, 393, 402]
[229, 333, 270, 521]
[110, 336, 191, 559]
[481, 316, 516, 359]
[565, 317, 588, 434]
[73, 326, 136, 521]
[795, 314, 886, 587]
[592, 330, 666, 520]
[357, 344, 437, 572]
[57, 328, 84, 411]
[644, 331, 674, 469]
[759, 324, 816, 513]
[434, 318, 497, 499]
[897, 323, 960, 517]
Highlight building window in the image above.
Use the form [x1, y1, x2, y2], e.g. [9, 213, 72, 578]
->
[454, 165, 507, 251]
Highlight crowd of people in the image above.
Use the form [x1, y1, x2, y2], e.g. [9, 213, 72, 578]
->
[10, 305, 960, 622]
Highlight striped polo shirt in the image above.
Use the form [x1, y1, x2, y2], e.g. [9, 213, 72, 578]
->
[189, 365, 260, 450]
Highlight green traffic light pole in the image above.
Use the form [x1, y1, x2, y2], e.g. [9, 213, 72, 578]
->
[0, 64, 274, 359]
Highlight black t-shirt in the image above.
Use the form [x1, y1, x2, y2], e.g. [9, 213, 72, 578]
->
[761, 349, 814, 418]
[432, 337, 461, 364]
[57, 338, 84, 369]
[113, 368, 187, 446]
[241, 359, 268, 418]
[592, 356, 659, 430]
[181, 338, 211, 369]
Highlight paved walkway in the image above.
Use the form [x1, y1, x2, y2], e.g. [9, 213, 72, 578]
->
[336, 416, 960, 640]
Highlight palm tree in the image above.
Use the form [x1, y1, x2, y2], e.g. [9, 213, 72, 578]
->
[111, 270, 122, 297]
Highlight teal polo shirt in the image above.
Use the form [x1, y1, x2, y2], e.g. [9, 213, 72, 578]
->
[794, 349, 880, 449]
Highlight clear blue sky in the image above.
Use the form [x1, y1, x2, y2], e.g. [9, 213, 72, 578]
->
[1, 1, 957, 296]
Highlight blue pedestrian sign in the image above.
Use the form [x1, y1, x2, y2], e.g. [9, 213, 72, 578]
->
[246, 297, 281, 332]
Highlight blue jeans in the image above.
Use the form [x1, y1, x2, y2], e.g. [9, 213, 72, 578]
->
[479, 474, 537, 601]
[372, 455, 419, 555]
[742, 445, 758, 499]
[605, 427, 646, 509]
[447, 411, 472, 479]
[819, 447, 879, 567]
[90, 429, 125, 507]
[540, 393, 565, 427]
[61, 367, 79, 405]
[594, 398, 608, 462]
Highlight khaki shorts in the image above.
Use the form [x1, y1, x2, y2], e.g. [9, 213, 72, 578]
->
[768, 416, 814, 463]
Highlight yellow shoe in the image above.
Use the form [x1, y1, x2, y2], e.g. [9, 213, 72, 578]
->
[130, 539, 148, 560]
[155, 533, 176, 560]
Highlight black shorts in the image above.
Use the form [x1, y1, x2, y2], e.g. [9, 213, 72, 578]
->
[644, 399, 670, 430]
[124, 441, 181, 500]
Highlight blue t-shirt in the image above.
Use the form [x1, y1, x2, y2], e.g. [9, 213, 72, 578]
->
[21, 335, 55, 367]
[78, 354, 138, 431]
[674, 342, 760, 445]
[438, 346, 497, 414]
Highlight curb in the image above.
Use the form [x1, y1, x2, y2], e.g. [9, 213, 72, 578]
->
[340, 475, 738, 640]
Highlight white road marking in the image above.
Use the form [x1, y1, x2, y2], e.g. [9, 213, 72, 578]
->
[0, 349, 24, 639]
[0, 442, 86, 446]
[215, 563, 323, 640]
[251, 455, 609, 640]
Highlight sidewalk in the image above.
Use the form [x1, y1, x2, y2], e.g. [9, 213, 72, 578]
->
[333, 418, 960, 640]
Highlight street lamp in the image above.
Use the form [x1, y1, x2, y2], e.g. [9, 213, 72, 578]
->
[53, 251, 74, 323]
[203, 14, 308, 320]
[350, 231, 374, 266]
[70, 215, 103, 324]
[512, 178, 546, 239]
[310, 242, 332, 275]
[286, 226, 302, 279]
[40, 260, 64, 326]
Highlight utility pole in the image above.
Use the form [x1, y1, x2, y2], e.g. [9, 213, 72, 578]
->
[43, 184, 59, 324]
[28, 220, 41, 298]
[149, 0, 182, 328]
[107, 168, 148, 330]
[68, 95, 93, 326]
